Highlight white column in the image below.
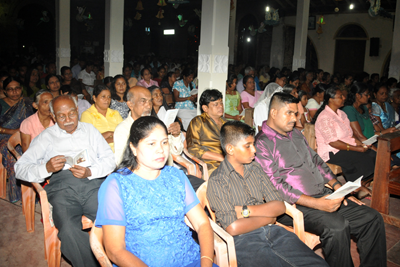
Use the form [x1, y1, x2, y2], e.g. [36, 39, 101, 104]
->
[104, 0, 124, 77]
[292, 0, 310, 70]
[56, 0, 70, 73]
[389, 0, 400, 79]
[270, 24, 285, 69]
[228, 0, 237, 64]
[198, 0, 231, 114]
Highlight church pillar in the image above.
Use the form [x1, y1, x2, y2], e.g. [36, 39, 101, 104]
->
[270, 24, 285, 69]
[228, 0, 237, 64]
[56, 0, 70, 73]
[388, 0, 400, 79]
[292, 0, 310, 70]
[104, 0, 124, 77]
[197, 0, 231, 114]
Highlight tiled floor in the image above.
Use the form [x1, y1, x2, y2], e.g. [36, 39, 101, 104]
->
[1, 195, 400, 267]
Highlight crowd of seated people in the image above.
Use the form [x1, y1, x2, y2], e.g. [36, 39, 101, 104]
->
[0, 52, 398, 266]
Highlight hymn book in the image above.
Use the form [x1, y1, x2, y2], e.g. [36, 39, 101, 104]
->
[362, 135, 378, 146]
[64, 149, 91, 167]
[325, 176, 363, 200]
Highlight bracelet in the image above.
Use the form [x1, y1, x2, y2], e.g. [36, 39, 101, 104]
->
[347, 144, 349, 151]
[332, 181, 342, 190]
[201, 256, 213, 263]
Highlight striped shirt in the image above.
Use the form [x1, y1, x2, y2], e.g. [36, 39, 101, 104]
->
[207, 158, 282, 230]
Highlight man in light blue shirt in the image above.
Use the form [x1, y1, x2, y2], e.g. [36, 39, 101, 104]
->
[15, 95, 115, 267]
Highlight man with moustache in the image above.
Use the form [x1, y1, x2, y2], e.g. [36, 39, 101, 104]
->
[254, 92, 386, 267]
[114, 86, 182, 166]
[15, 95, 115, 267]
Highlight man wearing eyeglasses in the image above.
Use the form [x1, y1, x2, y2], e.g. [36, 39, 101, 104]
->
[15, 95, 115, 267]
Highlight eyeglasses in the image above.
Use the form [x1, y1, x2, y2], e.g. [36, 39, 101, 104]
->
[5, 86, 22, 93]
[56, 111, 78, 121]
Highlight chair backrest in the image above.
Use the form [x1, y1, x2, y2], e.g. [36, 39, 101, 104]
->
[303, 123, 317, 151]
[244, 108, 254, 127]
[90, 222, 113, 267]
[7, 131, 22, 160]
[196, 181, 217, 222]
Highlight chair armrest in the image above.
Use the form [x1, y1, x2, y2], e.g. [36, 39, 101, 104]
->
[182, 148, 209, 181]
[284, 201, 305, 242]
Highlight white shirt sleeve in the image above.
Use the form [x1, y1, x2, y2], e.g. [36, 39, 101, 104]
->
[78, 70, 84, 80]
[14, 133, 53, 183]
[254, 101, 268, 130]
[114, 120, 131, 166]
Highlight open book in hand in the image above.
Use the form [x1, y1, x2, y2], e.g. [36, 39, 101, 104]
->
[64, 149, 91, 168]
[362, 135, 378, 146]
[325, 176, 363, 200]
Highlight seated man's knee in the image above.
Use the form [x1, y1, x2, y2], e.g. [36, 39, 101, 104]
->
[321, 214, 350, 237]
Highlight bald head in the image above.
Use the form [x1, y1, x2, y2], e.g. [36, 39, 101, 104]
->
[50, 95, 79, 134]
[127, 86, 153, 120]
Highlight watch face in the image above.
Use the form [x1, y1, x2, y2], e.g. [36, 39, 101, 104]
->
[242, 209, 250, 217]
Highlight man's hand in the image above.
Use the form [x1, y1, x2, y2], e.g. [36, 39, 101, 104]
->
[46, 156, 66, 173]
[344, 196, 365, 206]
[316, 195, 344, 212]
[70, 165, 92, 179]
[168, 122, 181, 137]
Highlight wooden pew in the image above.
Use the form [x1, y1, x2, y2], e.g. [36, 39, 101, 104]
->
[371, 131, 400, 228]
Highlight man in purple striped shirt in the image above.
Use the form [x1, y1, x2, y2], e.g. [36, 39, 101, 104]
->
[255, 92, 386, 267]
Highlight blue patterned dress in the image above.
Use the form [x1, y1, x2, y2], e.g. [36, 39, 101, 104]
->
[96, 166, 204, 267]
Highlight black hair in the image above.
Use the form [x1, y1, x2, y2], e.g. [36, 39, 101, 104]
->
[311, 86, 339, 124]
[269, 92, 299, 114]
[110, 75, 128, 101]
[242, 75, 254, 88]
[104, 76, 113, 86]
[24, 67, 41, 96]
[199, 89, 223, 113]
[317, 69, 324, 75]
[220, 121, 255, 154]
[93, 84, 110, 98]
[226, 74, 238, 88]
[274, 72, 286, 80]
[161, 71, 175, 84]
[70, 81, 83, 95]
[371, 73, 379, 80]
[60, 84, 72, 95]
[344, 82, 369, 106]
[288, 74, 299, 83]
[343, 73, 353, 81]
[311, 83, 329, 96]
[282, 84, 297, 95]
[140, 67, 151, 78]
[373, 82, 388, 95]
[322, 72, 330, 83]
[45, 74, 60, 87]
[0, 70, 9, 80]
[355, 72, 369, 83]
[123, 64, 132, 72]
[148, 85, 170, 116]
[298, 90, 308, 101]
[181, 68, 194, 79]
[3, 76, 21, 93]
[60, 66, 71, 76]
[117, 116, 168, 172]
[86, 60, 94, 67]
[387, 77, 398, 87]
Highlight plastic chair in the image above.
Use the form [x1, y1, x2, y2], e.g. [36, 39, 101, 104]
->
[303, 123, 343, 175]
[0, 153, 7, 199]
[196, 182, 321, 251]
[172, 148, 209, 181]
[90, 216, 235, 267]
[8, 132, 94, 266]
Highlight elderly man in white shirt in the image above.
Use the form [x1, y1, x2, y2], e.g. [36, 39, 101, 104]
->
[15, 95, 115, 267]
[114, 86, 182, 165]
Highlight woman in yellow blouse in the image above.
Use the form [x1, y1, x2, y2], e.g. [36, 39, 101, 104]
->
[80, 84, 123, 151]
[186, 89, 226, 175]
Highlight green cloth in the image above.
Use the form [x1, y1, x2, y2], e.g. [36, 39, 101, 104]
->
[342, 105, 375, 139]
[225, 91, 241, 120]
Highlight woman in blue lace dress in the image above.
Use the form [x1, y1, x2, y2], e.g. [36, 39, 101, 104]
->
[96, 116, 216, 267]
[372, 83, 396, 129]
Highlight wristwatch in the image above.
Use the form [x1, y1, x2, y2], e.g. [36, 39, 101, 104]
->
[241, 205, 250, 218]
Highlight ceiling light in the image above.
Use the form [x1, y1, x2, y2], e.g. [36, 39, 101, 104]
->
[266, 6, 270, 12]
[247, 37, 251, 42]
[349, 4, 354, 9]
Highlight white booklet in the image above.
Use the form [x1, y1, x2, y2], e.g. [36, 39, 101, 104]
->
[325, 176, 363, 200]
[190, 89, 198, 96]
[162, 109, 179, 128]
[362, 135, 378, 145]
[64, 149, 91, 167]
[396, 123, 400, 129]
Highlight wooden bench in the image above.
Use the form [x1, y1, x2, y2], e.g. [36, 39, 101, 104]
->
[371, 131, 400, 228]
